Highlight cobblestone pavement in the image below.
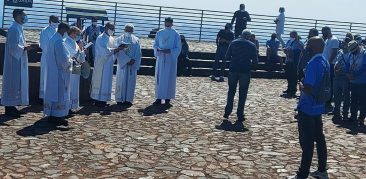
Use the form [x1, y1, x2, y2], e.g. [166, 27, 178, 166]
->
[0, 76, 365, 178]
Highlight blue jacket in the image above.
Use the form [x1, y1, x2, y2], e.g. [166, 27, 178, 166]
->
[348, 49, 366, 84]
[226, 39, 258, 74]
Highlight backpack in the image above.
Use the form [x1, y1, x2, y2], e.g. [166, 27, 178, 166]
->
[313, 58, 331, 103]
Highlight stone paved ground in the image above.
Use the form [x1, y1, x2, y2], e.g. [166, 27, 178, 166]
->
[0, 76, 366, 179]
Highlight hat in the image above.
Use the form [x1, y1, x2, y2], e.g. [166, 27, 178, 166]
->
[348, 40, 359, 53]
[165, 17, 173, 23]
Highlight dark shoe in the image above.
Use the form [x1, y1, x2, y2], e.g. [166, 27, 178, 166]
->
[5, 106, 21, 117]
[164, 100, 172, 107]
[48, 117, 69, 126]
[94, 101, 107, 107]
[237, 116, 245, 122]
[5, 110, 21, 118]
[215, 120, 232, 131]
[117, 102, 124, 106]
[283, 89, 289, 93]
[153, 99, 162, 106]
[233, 120, 246, 132]
[209, 75, 216, 81]
[218, 77, 225, 82]
[359, 118, 365, 127]
[124, 102, 133, 107]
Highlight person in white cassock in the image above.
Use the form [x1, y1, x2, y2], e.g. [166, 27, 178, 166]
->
[39, 15, 59, 99]
[115, 23, 142, 106]
[64, 26, 85, 112]
[1, 9, 33, 117]
[153, 17, 182, 106]
[90, 22, 123, 107]
[43, 22, 71, 126]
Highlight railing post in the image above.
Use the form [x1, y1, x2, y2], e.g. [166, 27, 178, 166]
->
[158, 7, 162, 30]
[114, 2, 117, 26]
[315, 20, 318, 29]
[349, 23, 352, 32]
[60, 0, 64, 21]
[2, 0, 5, 28]
[199, 10, 204, 42]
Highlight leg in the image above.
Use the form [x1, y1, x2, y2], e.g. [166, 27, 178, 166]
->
[332, 77, 342, 116]
[224, 72, 239, 117]
[211, 48, 221, 77]
[350, 83, 359, 120]
[284, 62, 291, 92]
[358, 84, 366, 124]
[297, 111, 316, 178]
[185, 57, 192, 76]
[276, 34, 285, 48]
[326, 64, 335, 107]
[288, 62, 297, 95]
[237, 73, 251, 121]
[314, 115, 327, 172]
[342, 80, 351, 118]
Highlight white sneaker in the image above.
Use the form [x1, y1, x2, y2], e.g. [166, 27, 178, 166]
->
[310, 170, 328, 179]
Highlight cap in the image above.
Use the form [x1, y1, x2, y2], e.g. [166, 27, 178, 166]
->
[165, 17, 173, 23]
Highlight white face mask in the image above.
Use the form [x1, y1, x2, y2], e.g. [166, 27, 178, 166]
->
[51, 22, 59, 29]
[107, 29, 114, 36]
[124, 32, 132, 37]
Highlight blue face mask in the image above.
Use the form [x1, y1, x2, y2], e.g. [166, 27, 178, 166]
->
[23, 15, 29, 24]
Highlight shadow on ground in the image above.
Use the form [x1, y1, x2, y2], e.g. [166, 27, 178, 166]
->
[16, 117, 72, 137]
[138, 104, 172, 116]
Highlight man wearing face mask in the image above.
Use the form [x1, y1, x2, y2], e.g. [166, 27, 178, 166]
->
[231, 4, 251, 39]
[83, 17, 104, 64]
[115, 23, 142, 107]
[1, 9, 32, 117]
[153, 17, 182, 106]
[290, 36, 329, 179]
[43, 22, 71, 126]
[91, 22, 123, 107]
[64, 27, 85, 112]
[347, 41, 366, 126]
[39, 15, 59, 99]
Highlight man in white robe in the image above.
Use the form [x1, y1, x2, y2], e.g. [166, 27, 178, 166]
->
[43, 22, 72, 126]
[90, 22, 123, 107]
[1, 9, 32, 117]
[153, 17, 182, 106]
[115, 23, 141, 106]
[39, 15, 59, 99]
[64, 27, 85, 111]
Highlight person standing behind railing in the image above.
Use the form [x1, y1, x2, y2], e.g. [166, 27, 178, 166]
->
[210, 23, 234, 82]
[231, 4, 251, 39]
[177, 35, 192, 77]
[274, 7, 286, 48]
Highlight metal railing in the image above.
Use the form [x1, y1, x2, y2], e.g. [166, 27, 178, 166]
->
[2, 0, 366, 44]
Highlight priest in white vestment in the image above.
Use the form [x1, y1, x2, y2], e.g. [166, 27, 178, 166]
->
[39, 15, 59, 99]
[153, 17, 182, 106]
[1, 9, 32, 117]
[64, 27, 85, 111]
[43, 23, 72, 126]
[115, 23, 141, 106]
[90, 23, 123, 107]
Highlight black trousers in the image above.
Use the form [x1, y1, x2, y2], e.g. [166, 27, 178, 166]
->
[285, 61, 298, 94]
[297, 111, 327, 178]
[350, 83, 366, 120]
[177, 56, 192, 76]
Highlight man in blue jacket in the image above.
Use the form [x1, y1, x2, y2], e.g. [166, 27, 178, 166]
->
[347, 40, 366, 126]
[220, 29, 258, 129]
[290, 36, 329, 179]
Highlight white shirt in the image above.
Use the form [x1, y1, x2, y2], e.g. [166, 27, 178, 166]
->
[276, 12, 285, 34]
[323, 36, 339, 64]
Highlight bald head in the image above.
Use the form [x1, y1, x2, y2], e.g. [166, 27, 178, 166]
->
[307, 36, 325, 55]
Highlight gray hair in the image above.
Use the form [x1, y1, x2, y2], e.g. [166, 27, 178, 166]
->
[125, 23, 134, 29]
[241, 29, 252, 39]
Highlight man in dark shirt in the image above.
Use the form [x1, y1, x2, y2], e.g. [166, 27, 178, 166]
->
[220, 29, 258, 129]
[210, 23, 234, 82]
[231, 4, 251, 39]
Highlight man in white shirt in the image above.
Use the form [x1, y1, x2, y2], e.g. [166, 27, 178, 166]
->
[90, 22, 124, 107]
[2, 9, 33, 117]
[43, 22, 71, 126]
[275, 7, 285, 48]
[39, 15, 59, 99]
[322, 26, 339, 110]
[153, 17, 182, 106]
[115, 23, 142, 106]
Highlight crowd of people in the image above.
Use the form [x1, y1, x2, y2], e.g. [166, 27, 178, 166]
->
[1, 4, 366, 179]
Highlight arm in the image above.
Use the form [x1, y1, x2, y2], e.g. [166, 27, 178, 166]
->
[55, 41, 72, 71]
[329, 48, 338, 63]
[225, 43, 233, 62]
[231, 11, 237, 25]
[246, 12, 252, 22]
[153, 32, 160, 57]
[7, 28, 25, 60]
[251, 45, 259, 65]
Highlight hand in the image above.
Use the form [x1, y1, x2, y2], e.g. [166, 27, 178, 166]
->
[162, 49, 171, 53]
[77, 41, 84, 50]
[119, 44, 128, 49]
[127, 59, 135, 65]
[243, 17, 247, 21]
